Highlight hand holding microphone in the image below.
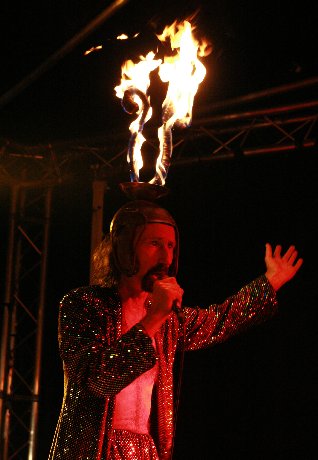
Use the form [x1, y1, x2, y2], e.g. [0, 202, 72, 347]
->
[140, 266, 184, 336]
[152, 274, 184, 322]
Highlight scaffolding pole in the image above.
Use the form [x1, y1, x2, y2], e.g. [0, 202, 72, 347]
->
[0, 185, 53, 460]
[0, 186, 19, 459]
[90, 179, 107, 283]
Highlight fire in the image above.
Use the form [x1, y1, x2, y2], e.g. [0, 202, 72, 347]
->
[115, 20, 209, 185]
[114, 51, 161, 100]
[157, 21, 207, 128]
[117, 34, 129, 40]
[84, 45, 103, 56]
[115, 52, 162, 181]
[116, 33, 139, 39]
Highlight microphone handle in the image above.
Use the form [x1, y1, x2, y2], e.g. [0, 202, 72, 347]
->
[172, 300, 185, 323]
[155, 273, 184, 322]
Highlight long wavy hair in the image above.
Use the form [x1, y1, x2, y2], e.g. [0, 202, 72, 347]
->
[90, 234, 120, 288]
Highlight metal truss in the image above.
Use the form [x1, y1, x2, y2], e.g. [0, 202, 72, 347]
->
[0, 146, 108, 459]
[0, 164, 54, 459]
[0, 75, 317, 459]
[1, 77, 317, 181]
[158, 76, 316, 165]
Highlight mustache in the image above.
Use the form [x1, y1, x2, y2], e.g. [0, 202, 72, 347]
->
[146, 263, 170, 279]
[141, 263, 170, 292]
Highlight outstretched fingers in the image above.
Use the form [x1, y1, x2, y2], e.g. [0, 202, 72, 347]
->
[293, 257, 304, 272]
[273, 244, 282, 258]
[265, 243, 273, 258]
[282, 245, 297, 261]
[282, 245, 303, 269]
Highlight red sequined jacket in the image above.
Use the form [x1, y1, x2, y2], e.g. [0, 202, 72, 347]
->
[49, 275, 277, 460]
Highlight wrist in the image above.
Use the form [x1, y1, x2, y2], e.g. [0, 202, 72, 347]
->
[265, 272, 282, 291]
[140, 313, 166, 338]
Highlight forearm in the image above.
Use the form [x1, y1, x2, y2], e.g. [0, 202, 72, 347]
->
[182, 275, 278, 351]
[61, 324, 157, 398]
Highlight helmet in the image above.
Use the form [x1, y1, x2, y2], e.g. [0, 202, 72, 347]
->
[110, 200, 179, 277]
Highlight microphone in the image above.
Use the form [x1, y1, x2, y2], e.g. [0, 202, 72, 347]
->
[149, 266, 185, 323]
[173, 300, 185, 323]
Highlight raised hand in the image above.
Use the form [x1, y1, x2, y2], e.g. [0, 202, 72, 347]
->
[265, 243, 303, 291]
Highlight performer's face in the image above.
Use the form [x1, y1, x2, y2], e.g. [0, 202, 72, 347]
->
[135, 223, 176, 291]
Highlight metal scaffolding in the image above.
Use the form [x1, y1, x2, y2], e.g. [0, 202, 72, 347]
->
[0, 148, 109, 459]
[0, 181, 52, 460]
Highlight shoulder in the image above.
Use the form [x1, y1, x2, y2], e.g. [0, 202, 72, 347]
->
[60, 285, 120, 313]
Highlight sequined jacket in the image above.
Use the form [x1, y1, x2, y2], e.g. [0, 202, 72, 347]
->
[49, 275, 277, 460]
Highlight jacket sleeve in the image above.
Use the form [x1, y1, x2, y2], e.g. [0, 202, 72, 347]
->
[181, 275, 278, 350]
[58, 287, 158, 398]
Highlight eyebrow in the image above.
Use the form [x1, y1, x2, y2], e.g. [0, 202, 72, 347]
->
[142, 236, 175, 244]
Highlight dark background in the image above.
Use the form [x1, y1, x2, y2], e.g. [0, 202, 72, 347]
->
[0, 1, 317, 458]
[1, 0, 317, 142]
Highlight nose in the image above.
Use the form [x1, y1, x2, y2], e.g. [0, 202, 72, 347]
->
[158, 243, 173, 265]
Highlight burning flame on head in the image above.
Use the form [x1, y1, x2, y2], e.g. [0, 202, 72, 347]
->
[157, 20, 208, 128]
[115, 52, 162, 180]
[115, 51, 161, 100]
[115, 20, 209, 185]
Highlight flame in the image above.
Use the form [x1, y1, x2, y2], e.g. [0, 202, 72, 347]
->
[84, 45, 103, 56]
[115, 20, 208, 185]
[117, 33, 139, 39]
[114, 51, 161, 99]
[151, 20, 208, 185]
[158, 20, 207, 127]
[114, 52, 161, 181]
[117, 34, 129, 40]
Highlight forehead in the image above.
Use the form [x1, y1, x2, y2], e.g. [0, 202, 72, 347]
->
[140, 223, 176, 241]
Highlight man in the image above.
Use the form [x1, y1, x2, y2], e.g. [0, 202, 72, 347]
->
[49, 200, 302, 460]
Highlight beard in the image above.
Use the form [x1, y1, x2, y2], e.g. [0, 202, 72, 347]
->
[141, 263, 170, 292]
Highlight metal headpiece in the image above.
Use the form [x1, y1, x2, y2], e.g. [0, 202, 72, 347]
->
[110, 200, 179, 277]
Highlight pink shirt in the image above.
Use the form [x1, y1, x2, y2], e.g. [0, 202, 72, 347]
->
[113, 301, 158, 434]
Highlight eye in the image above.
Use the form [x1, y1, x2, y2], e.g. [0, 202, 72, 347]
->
[168, 242, 175, 249]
